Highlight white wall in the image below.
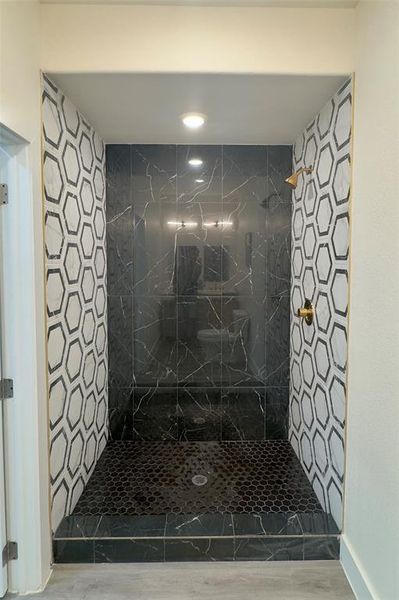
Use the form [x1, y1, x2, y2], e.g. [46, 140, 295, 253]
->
[0, 0, 51, 593]
[40, 4, 354, 74]
[342, 1, 399, 599]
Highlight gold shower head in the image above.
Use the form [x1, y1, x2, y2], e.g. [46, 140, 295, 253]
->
[285, 166, 313, 189]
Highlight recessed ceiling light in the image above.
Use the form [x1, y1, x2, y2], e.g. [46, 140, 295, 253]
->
[195, 179, 205, 183]
[181, 113, 206, 129]
[188, 158, 203, 167]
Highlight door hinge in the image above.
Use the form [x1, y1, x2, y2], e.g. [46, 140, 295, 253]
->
[0, 184, 8, 206]
[2, 541, 17, 567]
[0, 379, 13, 400]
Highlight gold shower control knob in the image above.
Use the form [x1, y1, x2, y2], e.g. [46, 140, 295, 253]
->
[297, 306, 313, 318]
[297, 299, 314, 326]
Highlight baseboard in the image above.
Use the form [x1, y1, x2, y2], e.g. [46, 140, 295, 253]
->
[9, 567, 53, 596]
[340, 535, 375, 600]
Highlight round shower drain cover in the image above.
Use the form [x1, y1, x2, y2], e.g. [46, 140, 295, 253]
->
[191, 474, 208, 487]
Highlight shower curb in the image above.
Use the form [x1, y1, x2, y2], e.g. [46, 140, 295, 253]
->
[53, 533, 340, 563]
[53, 512, 340, 563]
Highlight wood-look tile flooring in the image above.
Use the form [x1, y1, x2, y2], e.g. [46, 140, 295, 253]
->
[18, 561, 354, 600]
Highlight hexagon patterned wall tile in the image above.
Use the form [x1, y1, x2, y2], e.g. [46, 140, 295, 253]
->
[42, 75, 108, 532]
[289, 79, 351, 529]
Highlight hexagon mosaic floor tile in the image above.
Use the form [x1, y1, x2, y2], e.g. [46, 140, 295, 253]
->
[72, 440, 323, 516]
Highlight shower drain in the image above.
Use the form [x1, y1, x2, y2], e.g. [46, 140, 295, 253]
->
[191, 474, 208, 487]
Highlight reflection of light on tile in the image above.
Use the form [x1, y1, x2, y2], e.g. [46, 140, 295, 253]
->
[203, 220, 233, 228]
[181, 113, 206, 129]
[167, 220, 198, 228]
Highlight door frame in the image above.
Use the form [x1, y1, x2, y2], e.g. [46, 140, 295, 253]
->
[0, 275, 8, 597]
[0, 124, 52, 594]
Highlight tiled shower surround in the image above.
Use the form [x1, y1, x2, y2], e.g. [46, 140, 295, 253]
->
[107, 145, 292, 442]
[53, 84, 350, 564]
[289, 79, 351, 528]
[42, 75, 108, 531]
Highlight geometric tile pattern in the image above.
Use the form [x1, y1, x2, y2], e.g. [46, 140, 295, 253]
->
[42, 74, 109, 532]
[289, 79, 352, 529]
[72, 440, 323, 516]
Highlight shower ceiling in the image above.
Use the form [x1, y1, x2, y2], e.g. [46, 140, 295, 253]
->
[48, 73, 347, 144]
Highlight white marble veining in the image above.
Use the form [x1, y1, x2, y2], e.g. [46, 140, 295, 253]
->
[107, 145, 292, 442]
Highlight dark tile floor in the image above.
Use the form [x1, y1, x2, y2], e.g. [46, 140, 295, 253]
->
[56, 441, 339, 563]
[73, 440, 323, 516]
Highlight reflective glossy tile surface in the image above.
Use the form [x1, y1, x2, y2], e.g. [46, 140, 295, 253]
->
[72, 441, 322, 516]
[55, 441, 339, 564]
[106, 144, 292, 441]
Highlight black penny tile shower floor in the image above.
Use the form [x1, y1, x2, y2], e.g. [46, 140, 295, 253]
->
[73, 440, 323, 516]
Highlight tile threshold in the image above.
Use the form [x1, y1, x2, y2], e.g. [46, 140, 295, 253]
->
[53, 535, 341, 563]
[54, 534, 340, 541]
[53, 511, 340, 563]
[55, 511, 339, 539]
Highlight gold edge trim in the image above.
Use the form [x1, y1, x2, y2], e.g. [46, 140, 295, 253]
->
[340, 72, 355, 534]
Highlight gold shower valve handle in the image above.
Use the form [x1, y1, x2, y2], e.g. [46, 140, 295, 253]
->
[297, 306, 313, 319]
[297, 299, 314, 326]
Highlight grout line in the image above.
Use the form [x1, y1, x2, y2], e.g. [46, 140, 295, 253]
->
[54, 533, 341, 542]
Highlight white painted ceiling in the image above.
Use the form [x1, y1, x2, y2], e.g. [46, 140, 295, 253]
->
[41, 0, 358, 6]
[50, 73, 348, 145]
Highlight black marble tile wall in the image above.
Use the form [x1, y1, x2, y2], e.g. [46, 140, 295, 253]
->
[106, 145, 292, 441]
[54, 535, 340, 564]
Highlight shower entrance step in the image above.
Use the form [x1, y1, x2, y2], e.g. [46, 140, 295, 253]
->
[53, 512, 340, 563]
[53, 441, 340, 563]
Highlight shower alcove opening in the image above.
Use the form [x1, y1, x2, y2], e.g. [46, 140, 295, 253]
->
[44, 73, 351, 563]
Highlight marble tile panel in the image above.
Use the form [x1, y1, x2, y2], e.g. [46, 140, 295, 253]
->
[107, 295, 133, 387]
[233, 537, 304, 561]
[165, 513, 233, 537]
[177, 388, 222, 441]
[164, 538, 234, 562]
[108, 388, 133, 440]
[220, 388, 266, 440]
[132, 144, 177, 205]
[132, 388, 179, 441]
[265, 387, 289, 439]
[133, 295, 177, 385]
[177, 145, 222, 205]
[95, 539, 164, 563]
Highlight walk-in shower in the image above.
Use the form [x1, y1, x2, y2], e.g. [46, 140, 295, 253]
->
[44, 73, 351, 563]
